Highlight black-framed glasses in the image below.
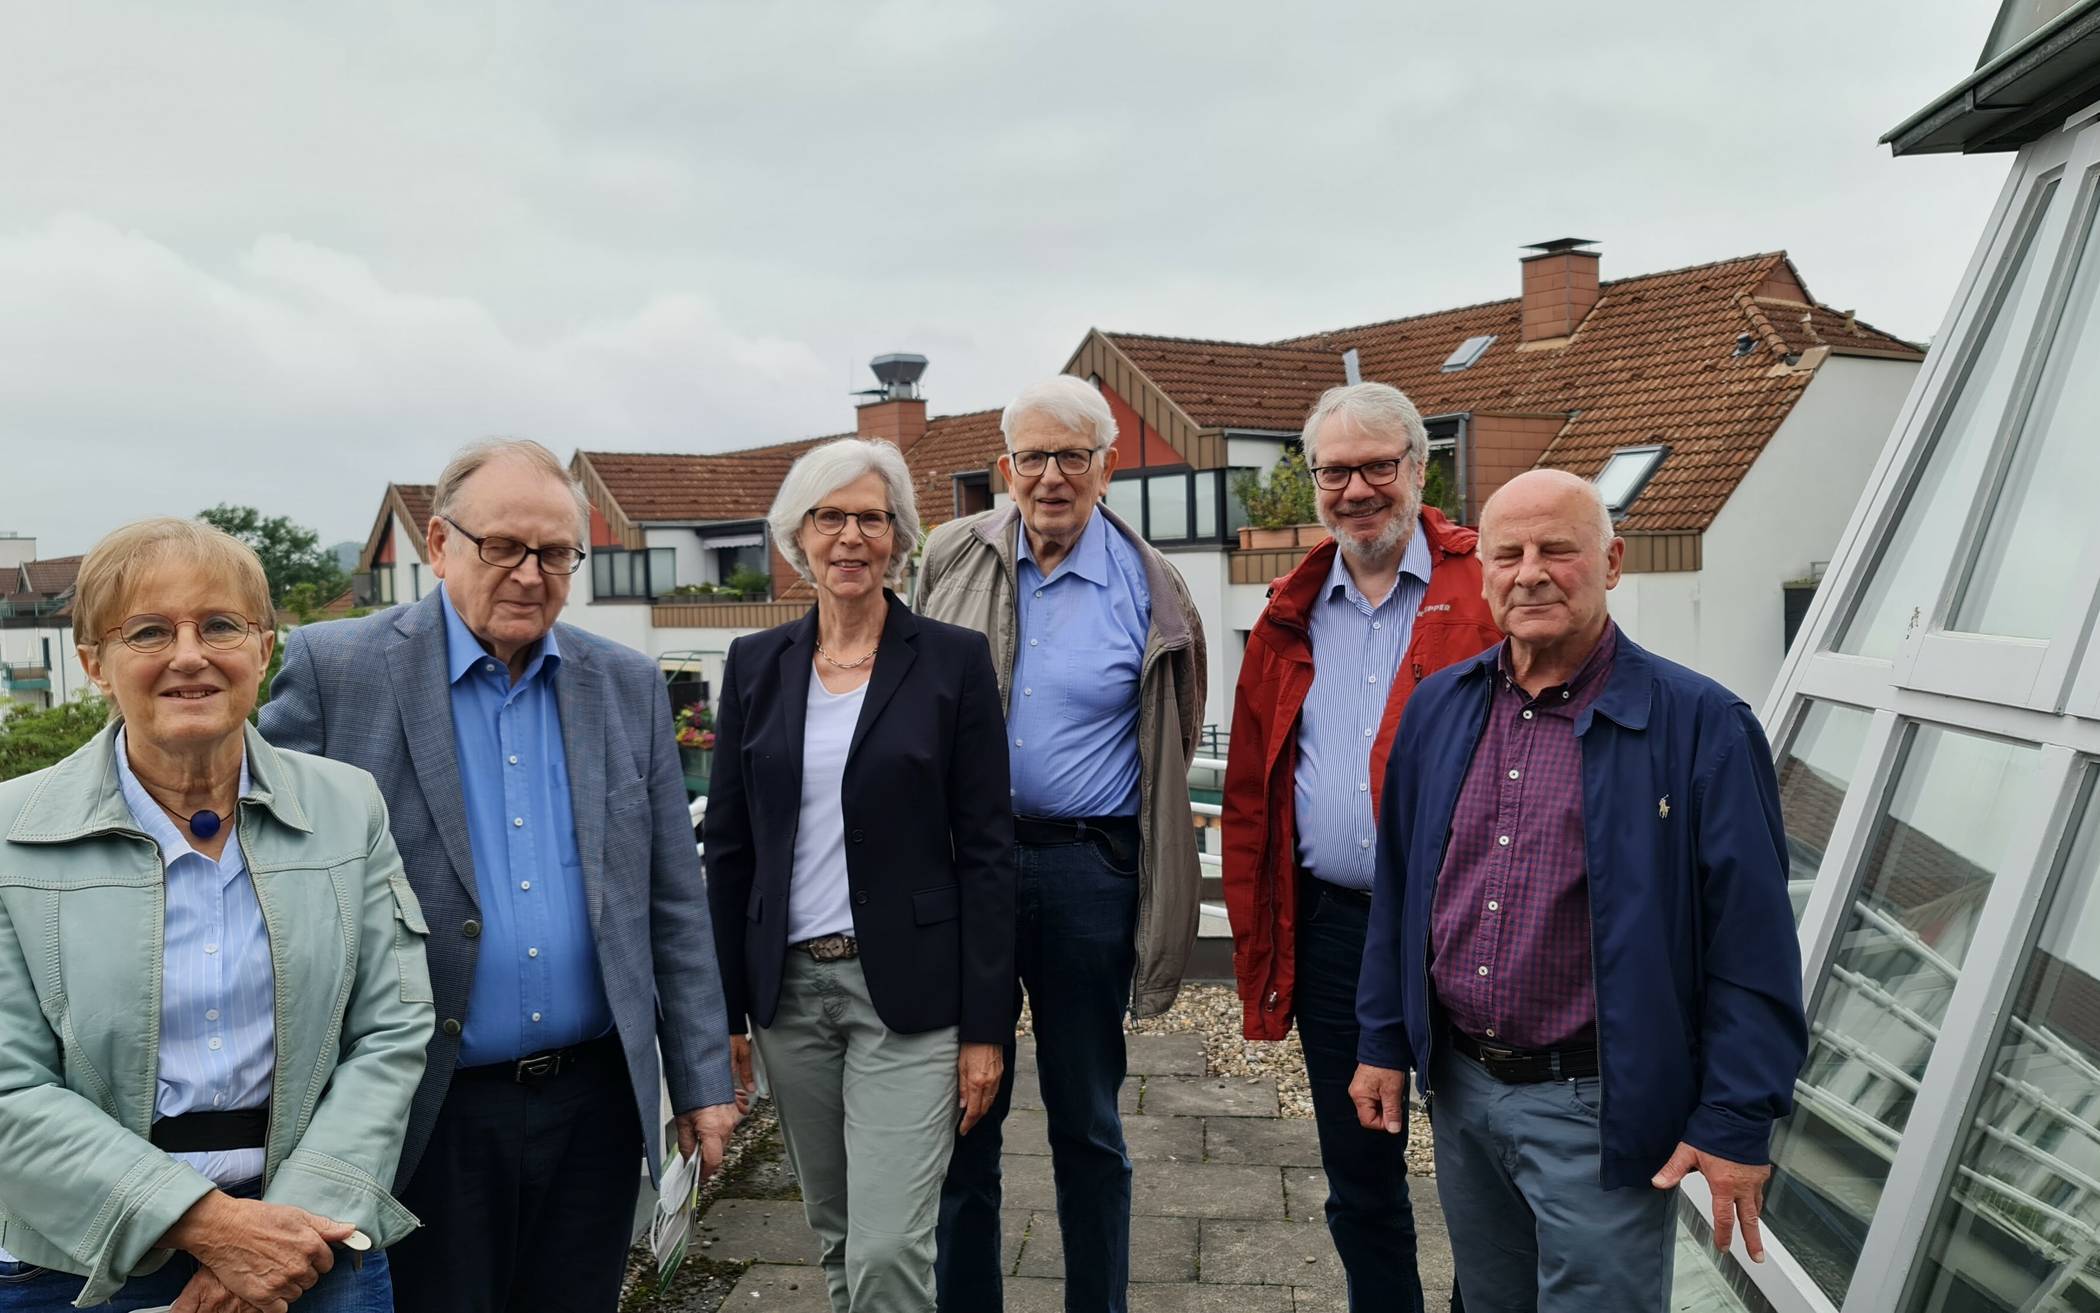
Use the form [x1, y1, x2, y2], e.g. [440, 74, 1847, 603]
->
[1009, 448, 1098, 478]
[441, 515, 587, 575]
[806, 507, 894, 537]
[1309, 459, 1407, 491]
[103, 613, 264, 654]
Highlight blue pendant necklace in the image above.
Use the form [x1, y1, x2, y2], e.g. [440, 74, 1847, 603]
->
[145, 791, 230, 840]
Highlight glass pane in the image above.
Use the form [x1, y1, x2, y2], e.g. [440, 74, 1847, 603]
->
[1836, 178, 2065, 660]
[1425, 449, 1462, 522]
[648, 547, 676, 595]
[1148, 475, 1190, 540]
[1226, 467, 1256, 533]
[1955, 177, 2100, 639]
[1105, 477, 1144, 533]
[1672, 1199, 1779, 1312]
[1777, 702, 1877, 923]
[1193, 472, 1219, 540]
[592, 554, 611, 597]
[1764, 725, 2042, 1304]
[1903, 773, 2100, 1313]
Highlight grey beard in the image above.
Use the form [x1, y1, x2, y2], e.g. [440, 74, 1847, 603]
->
[1327, 489, 1421, 563]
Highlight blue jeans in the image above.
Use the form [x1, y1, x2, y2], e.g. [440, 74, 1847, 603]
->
[937, 836, 1140, 1313]
[1430, 1046, 1674, 1312]
[0, 1185, 392, 1313]
[1297, 880, 1428, 1313]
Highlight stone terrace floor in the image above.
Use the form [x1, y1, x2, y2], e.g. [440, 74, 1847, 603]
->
[674, 1033, 1457, 1311]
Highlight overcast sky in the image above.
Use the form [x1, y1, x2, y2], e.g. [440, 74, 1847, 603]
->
[2, 1, 2010, 555]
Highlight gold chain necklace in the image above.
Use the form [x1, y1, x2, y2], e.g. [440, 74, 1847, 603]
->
[816, 643, 879, 671]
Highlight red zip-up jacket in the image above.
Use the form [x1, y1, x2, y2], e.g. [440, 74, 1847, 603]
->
[1222, 509, 1501, 1040]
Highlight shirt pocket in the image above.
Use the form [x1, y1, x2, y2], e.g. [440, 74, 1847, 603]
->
[1059, 646, 1141, 725]
[387, 872, 435, 1006]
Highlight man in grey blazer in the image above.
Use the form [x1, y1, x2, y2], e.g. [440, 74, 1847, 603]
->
[261, 438, 738, 1313]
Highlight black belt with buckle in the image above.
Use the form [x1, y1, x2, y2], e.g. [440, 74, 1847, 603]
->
[151, 1108, 269, 1153]
[461, 1033, 621, 1086]
[1447, 1027, 1599, 1084]
[792, 932, 859, 961]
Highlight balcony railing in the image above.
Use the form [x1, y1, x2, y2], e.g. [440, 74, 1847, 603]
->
[2, 664, 52, 692]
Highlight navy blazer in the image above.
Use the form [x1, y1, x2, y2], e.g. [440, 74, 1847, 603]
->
[703, 591, 1017, 1045]
[1357, 629, 1809, 1188]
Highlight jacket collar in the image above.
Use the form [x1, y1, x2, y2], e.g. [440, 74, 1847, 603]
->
[1259, 508, 1477, 658]
[7, 720, 313, 845]
[973, 502, 1191, 651]
[1447, 620, 1656, 735]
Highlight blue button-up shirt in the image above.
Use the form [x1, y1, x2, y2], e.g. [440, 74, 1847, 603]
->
[1009, 509, 1152, 818]
[440, 586, 611, 1066]
[1293, 524, 1433, 889]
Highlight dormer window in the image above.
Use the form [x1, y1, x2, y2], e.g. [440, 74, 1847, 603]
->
[1594, 445, 1667, 515]
[1440, 335, 1496, 372]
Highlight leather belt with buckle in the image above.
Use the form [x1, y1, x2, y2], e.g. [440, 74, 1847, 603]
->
[1447, 1027, 1599, 1084]
[794, 932, 859, 961]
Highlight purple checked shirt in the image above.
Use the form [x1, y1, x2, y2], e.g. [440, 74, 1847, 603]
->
[1429, 622, 1618, 1051]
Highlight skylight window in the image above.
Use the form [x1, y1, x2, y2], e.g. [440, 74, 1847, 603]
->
[1594, 444, 1667, 514]
[1439, 334, 1496, 372]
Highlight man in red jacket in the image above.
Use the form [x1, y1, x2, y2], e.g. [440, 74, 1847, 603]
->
[1223, 382, 1499, 1312]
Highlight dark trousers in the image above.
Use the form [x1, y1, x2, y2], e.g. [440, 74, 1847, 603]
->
[1299, 878, 1430, 1313]
[389, 1036, 642, 1313]
[937, 836, 1141, 1313]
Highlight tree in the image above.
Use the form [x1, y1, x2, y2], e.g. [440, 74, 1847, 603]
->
[198, 505, 347, 604]
[0, 696, 108, 781]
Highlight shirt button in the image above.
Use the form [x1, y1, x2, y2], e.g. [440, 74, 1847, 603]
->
[1487, 900, 1500, 912]
[485, 663, 497, 674]
[213, 1093, 225, 1107]
[1359, 838, 1371, 849]
[208, 1037, 222, 1051]
[1485, 1028, 1496, 1038]
[1522, 710, 1534, 720]
[1015, 738, 1024, 747]
[509, 755, 520, 765]
[1372, 621, 1383, 630]
[520, 880, 532, 891]
[1359, 782, 1368, 792]
[1508, 769, 1521, 780]
[1363, 728, 1374, 738]
[1477, 965, 1490, 977]
[513, 817, 525, 828]
[530, 1012, 542, 1023]
[1034, 590, 1044, 599]
[1497, 835, 1510, 847]
[1029, 638, 1039, 647]
[1024, 688, 1032, 696]
[206, 1009, 219, 1021]
[528, 947, 539, 958]
[1562, 690, 1571, 700]
[1367, 675, 1377, 684]
[204, 943, 218, 955]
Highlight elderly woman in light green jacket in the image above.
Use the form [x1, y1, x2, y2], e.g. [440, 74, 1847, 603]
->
[0, 518, 433, 1313]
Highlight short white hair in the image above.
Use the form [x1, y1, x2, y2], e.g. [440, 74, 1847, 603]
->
[1301, 383, 1428, 469]
[434, 438, 590, 533]
[767, 438, 921, 588]
[1003, 376, 1118, 452]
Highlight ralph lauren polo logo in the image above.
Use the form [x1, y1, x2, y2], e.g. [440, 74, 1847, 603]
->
[1658, 795, 1672, 820]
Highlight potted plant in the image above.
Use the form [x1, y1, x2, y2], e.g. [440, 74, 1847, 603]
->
[724, 566, 773, 602]
[1230, 449, 1321, 549]
[674, 704, 716, 782]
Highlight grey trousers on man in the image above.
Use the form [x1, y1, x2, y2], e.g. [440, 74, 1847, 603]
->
[752, 953, 961, 1313]
[1430, 1048, 1675, 1312]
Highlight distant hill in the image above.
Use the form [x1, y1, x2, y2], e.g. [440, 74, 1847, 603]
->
[329, 541, 360, 574]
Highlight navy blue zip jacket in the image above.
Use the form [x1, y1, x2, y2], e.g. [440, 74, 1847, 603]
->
[1356, 627, 1809, 1188]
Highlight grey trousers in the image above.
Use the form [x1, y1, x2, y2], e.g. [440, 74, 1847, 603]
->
[752, 953, 961, 1313]
[1430, 1047, 1675, 1312]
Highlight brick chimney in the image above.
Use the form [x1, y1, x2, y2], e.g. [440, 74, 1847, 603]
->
[1519, 238, 1601, 343]
[854, 352, 929, 453]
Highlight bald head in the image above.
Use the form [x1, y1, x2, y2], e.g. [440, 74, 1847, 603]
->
[1476, 468, 1623, 664]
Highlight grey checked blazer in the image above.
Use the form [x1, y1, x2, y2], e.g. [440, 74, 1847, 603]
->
[260, 591, 735, 1188]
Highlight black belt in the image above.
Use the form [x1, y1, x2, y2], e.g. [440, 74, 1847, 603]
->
[1447, 1028, 1598, 1084]
[151, 1108, 268, 1153]
[1013, 814, 1139, 848]
[1299, 871, 1373, 912]
[458, 1033, 622, 1087]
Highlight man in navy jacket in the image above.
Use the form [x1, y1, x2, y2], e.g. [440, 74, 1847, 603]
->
[1350, 469, 1808, 1309]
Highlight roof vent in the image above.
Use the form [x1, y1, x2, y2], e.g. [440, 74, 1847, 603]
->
[1440, 335, 1496, 372]
[854, 353, 929, 403]
[1733, 332, 1758, 357]
[1342, 348, 1362, 385]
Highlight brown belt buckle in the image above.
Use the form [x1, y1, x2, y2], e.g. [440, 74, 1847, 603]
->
[514, 1051, 563, 1084]
[802, 933, 859, 962]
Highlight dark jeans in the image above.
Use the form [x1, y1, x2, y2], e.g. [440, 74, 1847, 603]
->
[0, 1180, 393, 1312]
[388, 1035, 642, 1313]
[937, 835, 1140, 1313]
[1298, 879, 1429, 1313]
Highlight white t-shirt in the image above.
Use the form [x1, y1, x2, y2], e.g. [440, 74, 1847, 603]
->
[787, 665, 866, 945]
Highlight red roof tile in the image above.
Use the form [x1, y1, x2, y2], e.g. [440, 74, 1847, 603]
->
[908, 410, 1004, 528]
[21, 556, 82, 598]
[392, 485, 434, 531]
[580, 436, 841, 524]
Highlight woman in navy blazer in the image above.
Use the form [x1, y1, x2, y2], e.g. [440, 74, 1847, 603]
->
[703, 437, 1015, 1311]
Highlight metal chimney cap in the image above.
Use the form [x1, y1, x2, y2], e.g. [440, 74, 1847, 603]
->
[869, 353, 929, 387]
[1521, 237, 1600, 255]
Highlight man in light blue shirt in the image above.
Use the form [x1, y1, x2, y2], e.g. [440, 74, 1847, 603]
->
[921, 375, 1208, 1313]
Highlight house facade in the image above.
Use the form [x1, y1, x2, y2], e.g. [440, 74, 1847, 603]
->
[0, 542, 83, 712]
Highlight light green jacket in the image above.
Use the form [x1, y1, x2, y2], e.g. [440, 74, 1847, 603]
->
[0, 723, 434, 1307]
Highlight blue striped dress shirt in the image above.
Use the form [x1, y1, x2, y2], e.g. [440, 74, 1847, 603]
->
[440, 587, 613, 1066]
[1292, 524, 1434, 890]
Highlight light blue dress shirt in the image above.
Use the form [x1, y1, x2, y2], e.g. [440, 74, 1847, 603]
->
[1292, 523, 1434, 890]
[440, 586, 612, 1066]
[1009, 509, 1152, 818]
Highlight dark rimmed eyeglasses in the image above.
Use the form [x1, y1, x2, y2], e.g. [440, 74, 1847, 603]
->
[1308, 459, 1408, 492]
[1009, 448, 1099, 478]
[103, 613, 265, 654]
[441, 515, 587, 575]
[806, 507, 894, 537]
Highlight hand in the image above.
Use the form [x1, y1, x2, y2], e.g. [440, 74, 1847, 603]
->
[1653, 1141, 1774, 1262]
[956, 1042, 1005, 1135]
[169, 1265, 266, 1313]
[676, 1103, 740, 1182]
[160, 1192, 353, 1312]
[729, 1034, 757, 1115]
[1349, 1064, 1409, 1134]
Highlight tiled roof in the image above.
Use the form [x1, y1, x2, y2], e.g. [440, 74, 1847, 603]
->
[581, 436, 840, 524]
[392, 484, 434, 530]
[1108, 252, 1924, 534]
[908, 409, 1004, 528]
[21, 556, 82, 597]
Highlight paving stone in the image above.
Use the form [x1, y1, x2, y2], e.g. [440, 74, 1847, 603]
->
[999, 1152, 1059, 1211]
[1002, 1207, 1028, 1276]
[1283, 1167, 1329, 1222]
[717, 1263, 830, 1310]
[1016, 1038, 1038, 1076]
[1005, 1276, 1066, 1312]
[1293, 1289, 1350, 1312]
[1000, 1108, 1204, 1162]
[1199, 1219, 1347, 1290]
[1125, 1033, 1208, 1076]
[1413, 1189, 1458, 1305]
[1013, 1073, 1141, 1115]
[1133, 1285, 1293, 1311]
[1131, 1161, 1286, 1219]
[1142, 1075, 1280, 1118]
[1204, 1117, 1324, 1167]
[694, 1198, 820, 1265]
[1015, 1210, 1199, 1282]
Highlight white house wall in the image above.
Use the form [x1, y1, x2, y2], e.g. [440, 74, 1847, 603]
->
[644, 527, 707, 589]
[1, 620, 83, 708]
